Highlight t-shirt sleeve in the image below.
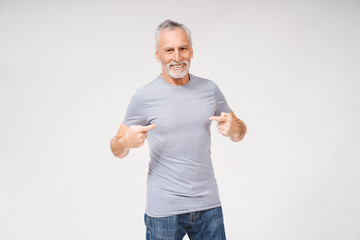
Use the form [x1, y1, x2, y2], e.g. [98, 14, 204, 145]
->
[214, 83, 231, 116]
[123, 90, 148, 127]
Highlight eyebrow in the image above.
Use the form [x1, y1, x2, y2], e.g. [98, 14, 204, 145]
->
[163, 44, 189, 50]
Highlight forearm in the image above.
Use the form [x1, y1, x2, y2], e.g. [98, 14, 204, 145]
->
[230, 119, 246, 142]
[110, 137, 130, 159]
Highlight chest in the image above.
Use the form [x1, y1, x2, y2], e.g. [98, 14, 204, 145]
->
[146, 89, 216, 133]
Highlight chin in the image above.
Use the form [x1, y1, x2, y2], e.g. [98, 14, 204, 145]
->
[166, 68, 189, 79]
[169, 72, 188, 79]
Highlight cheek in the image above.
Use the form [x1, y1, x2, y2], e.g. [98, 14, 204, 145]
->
[161, 58, 169, 65]
[185, 52, 192, 60]
[160, 59, 170, 68]
[164, 57, 173, 65]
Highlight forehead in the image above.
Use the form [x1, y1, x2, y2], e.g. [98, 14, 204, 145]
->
[158, 27, 191, 47]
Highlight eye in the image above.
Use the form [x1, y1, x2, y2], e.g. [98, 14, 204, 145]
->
[165, 49, 173, 53]
[180, 47, 187, 51]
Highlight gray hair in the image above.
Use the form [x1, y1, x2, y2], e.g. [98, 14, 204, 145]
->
[155, 20, 192, 49]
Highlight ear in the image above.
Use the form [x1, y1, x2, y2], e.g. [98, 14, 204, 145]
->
[155, 49, 160, 62]
[190, 47, 194, 59]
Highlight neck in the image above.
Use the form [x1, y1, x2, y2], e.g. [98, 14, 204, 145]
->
[161, 72, 190, 86]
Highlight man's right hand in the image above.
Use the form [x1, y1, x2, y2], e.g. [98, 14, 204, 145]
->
[121, 124, 157, 149]
[111, 123, 157, 159]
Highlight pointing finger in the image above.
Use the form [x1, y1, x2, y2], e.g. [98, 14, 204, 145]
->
[209, 116, 227, 122]
[142, 124, 158, 132]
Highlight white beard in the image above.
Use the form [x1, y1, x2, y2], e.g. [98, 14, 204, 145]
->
[164, 60, 190, 79]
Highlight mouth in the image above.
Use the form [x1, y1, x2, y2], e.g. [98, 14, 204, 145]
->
[170, 63, 186, 71]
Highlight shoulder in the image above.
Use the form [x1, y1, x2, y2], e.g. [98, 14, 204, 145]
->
[132, 75, 162, 98]
[190, 74, 226, 100]
[190, 74, 223, 97]
[189, 74, 217, 89]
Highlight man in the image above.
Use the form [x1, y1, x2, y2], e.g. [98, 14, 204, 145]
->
[110, 20, 246, 240]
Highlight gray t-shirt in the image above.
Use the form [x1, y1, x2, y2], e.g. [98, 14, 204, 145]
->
[123, 73, 230, 217]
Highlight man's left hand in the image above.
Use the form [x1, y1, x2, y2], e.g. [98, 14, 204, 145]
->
[209, 112, 241, 138]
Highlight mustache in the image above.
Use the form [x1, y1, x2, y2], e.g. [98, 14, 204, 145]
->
[167, 60, 189, 67]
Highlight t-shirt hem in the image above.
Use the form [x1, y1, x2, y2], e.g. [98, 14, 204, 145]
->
[145, 202, 222, 218]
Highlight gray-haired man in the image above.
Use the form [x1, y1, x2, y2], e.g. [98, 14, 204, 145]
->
[111, 19, 246, 240]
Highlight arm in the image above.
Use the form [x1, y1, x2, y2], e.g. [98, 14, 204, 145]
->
[209, 109, 246, 142]
[110, 123, 131, 159]
[110, 123, 157, 159]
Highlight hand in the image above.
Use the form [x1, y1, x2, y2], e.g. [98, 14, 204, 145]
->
[121, 124, 157, 149]
[209, 112, 241, 138]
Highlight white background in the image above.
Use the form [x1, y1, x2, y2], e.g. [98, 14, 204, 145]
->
[1, 0, 360, 239]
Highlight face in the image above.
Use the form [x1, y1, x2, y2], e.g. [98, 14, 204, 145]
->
[155, 27, 193, 79]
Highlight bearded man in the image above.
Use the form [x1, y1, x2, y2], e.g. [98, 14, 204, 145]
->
[110, 19, 246, 240]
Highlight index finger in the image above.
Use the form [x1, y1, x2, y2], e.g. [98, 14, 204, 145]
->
[141, 124, 158, 132]
[209, 116, 227, 122]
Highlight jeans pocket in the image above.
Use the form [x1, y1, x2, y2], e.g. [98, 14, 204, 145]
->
[145, 214, 151, 236]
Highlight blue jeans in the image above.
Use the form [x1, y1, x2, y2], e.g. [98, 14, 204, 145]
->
[144, 206, 226, 240]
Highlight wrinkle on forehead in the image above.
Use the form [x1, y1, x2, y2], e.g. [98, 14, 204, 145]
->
[158, 28, 192, 49]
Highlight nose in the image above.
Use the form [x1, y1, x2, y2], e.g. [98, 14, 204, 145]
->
[174, 49, 181, 62]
